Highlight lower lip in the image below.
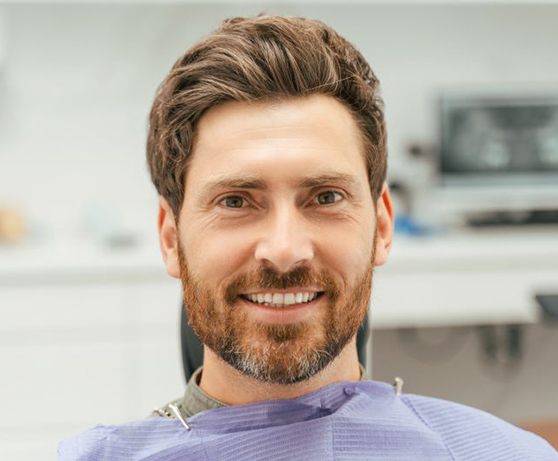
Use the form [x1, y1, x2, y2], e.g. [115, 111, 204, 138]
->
[238, 295, 324, 324]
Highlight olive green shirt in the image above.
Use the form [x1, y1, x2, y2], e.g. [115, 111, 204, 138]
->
[154, 365, 369, 419]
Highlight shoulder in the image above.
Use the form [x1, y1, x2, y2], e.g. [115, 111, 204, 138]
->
[57, 417, 195, 461]
[401, 393, 557, 461]
[151, 397, 183, 418]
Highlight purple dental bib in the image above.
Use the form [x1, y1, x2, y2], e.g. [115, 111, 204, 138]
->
[58, 380, 557, 461]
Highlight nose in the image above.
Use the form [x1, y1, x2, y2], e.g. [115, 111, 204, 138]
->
[254, 204, 314, 273]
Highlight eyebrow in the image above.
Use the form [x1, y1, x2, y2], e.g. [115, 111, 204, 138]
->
[198, 172, 359, 200]
[297, 173, 358, 189]
[198, 176, 268, 200]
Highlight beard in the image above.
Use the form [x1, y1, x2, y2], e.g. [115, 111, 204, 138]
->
[177, 240, 374, 385]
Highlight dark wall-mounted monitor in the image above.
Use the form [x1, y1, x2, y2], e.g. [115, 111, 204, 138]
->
[440, 94, 558, 186]
[434, 92, 558, 219]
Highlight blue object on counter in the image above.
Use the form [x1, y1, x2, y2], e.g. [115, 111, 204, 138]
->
[394, 214, 433, 237]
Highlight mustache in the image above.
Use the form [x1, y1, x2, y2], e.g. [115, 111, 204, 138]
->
[224, 266, 340, 304]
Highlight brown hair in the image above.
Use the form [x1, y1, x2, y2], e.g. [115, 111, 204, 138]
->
[147, 16, 387, 218]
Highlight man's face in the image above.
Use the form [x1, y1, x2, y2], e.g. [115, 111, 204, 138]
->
[161, 95, 392, 384]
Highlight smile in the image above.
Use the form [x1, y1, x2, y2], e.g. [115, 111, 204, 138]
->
[240, 291, 323, 308]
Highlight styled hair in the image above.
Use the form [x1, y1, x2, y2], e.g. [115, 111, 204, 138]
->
[147, 16, 387, 218]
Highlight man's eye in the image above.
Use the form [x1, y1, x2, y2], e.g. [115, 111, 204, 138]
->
[315, 191, 343, 205]
[219, 196, 246, 208]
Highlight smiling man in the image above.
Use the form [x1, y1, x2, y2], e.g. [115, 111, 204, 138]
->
[59, 15, 557, 461]
[163, 95, 384, 402]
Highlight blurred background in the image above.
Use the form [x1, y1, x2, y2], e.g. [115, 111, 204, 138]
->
[1, 1, 557, 458]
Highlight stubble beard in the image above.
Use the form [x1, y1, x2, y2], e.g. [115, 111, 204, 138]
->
[177, 241, 374, 385]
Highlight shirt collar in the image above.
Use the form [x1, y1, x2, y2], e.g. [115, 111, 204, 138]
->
[180, 364, 369, 418]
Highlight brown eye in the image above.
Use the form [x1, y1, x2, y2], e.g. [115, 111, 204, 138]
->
[316, 191, 343, 205]
[220, 196, 245, 208]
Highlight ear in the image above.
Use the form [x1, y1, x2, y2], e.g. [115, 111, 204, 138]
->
[157, 197, 181, 279]
[373, 182, 394, 267]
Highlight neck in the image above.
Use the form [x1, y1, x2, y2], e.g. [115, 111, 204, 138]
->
[198, 339, 361, 405]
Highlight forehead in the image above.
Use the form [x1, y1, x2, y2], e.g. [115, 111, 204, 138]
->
[185, 95, 368, 193]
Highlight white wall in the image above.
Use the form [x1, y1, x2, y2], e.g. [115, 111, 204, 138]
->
[0, 10, 5, 64]
[1, 3, 558, 239]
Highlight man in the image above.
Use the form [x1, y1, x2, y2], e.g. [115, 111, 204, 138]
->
[59, 16, 557, 460]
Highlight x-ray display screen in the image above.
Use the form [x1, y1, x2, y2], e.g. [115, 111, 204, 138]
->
[440, 96, 558, 178]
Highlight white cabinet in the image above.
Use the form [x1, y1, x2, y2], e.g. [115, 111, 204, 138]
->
[0, 277, 184, 460]
[371, 229, 558, 328]
[373, 268, 556, 328]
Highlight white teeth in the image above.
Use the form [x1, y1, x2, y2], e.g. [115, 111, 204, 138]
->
[244, 291, 320, 307]
[284, 293, 295, 304]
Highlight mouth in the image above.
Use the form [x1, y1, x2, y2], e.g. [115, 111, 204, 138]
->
[239, 291, 325, 309]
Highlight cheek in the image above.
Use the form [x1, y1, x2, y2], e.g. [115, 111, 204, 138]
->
[321, 239, 371, 288]
[314, 217, 375, 276]
[183, 225, 254, 283]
